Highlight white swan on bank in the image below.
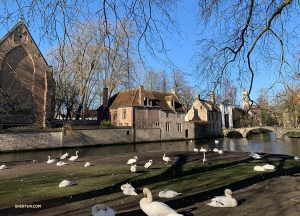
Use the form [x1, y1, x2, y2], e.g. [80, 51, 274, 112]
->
[144, 159, 153, 169]
[47, 156, 57, 163]
[249, 152, 262, 159]
[92, 203, 115, 216]
[60, 152, 69, 160]
[0, 165, 8, 170]
[294, 156, 300, 160]
[84, 162, 92, 167]
[126, 156, 138, 164]
[207, 189, 238, 207]
[158, 189, 182, 198]
[140, 188, 183, 216]
[121, 183, 138, 196]
[194, 148, 199, 153]
[130, 164, 137, 174]
[262, 164, 275, 170]
[59, 180, 75, 187]
[218, 150, 224, 155]
[163, 153, 172, 164]
[215, 140, 220, 144]
[203, 152, 207, 164]
[213, 148, 219, 152]
[254, 165, 266, 171]
[69, 151, 79, 161]
[199, 147, 208, 153]
[56, 161, 68, 166]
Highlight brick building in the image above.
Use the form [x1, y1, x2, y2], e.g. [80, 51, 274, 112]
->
[0, 19, 55, 127]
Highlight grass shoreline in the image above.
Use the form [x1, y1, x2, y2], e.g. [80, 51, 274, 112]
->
[0, 150, 299, 215]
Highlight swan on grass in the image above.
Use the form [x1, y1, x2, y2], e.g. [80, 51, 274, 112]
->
[213, 148, 219, 152]
[199, 147, 208, 153]
[121, 183, 138, 196]
[0, 164, 8, 170]
[126, 156, 138, 164]
[254, 165, 266, 171]
[92, 204, 115, 216]
[47, 156, 57, 163]
[84, 162, 92, 167]
[158, 189, 182, 198]
[207, 189, 237, 207]
[194, 148, 199, 153]
[56, 161, 68, 166]
[130, 164, 137, 174]
[163, 152, 172, 164]
[294, 156, 300, 160]
[60, 152, 69, 160]
[202, 152, 207, 164]
[59, 180, 75, 187]
[262, 164, 275, 170]
[144, 159, 153, 169]
[69, 151, 79, 161]
[140, 188, 183, 216]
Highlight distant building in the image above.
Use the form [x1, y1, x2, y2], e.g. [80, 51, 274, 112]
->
[0, 19, 55, 127]
[219, 100, 233, 129]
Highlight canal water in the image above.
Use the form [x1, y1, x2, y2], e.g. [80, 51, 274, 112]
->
[1, 131, 300, 163]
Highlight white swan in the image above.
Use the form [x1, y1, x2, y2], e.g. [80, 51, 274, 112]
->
[203, 152, 207, 164]
[92, 204, 115, 216]
[207, 189, 237, 207]
[213, 148, 219, 152]
[69, 151, 79, 161]
[199, 147, 208, 153]
[218, 150, 224, 155]
[262, 164, 275, 170]
[215, 140, 220, 144]
[158, 189, 182, 198]
[47, 156, 57, 163]
[85, 162, 92, 167]
[59, 180, 75, 187]
[140, 188, 183, 216]
[144, 159, 153, 169]
[0, 164, 8, 170]
[130, 164, 137, 174]
[194, 148, 199, 153]
[60, 152, 69, 160]
[249, 152, 262, 159]
[121, 183, 138, 196]
[126, 156, 138, 164]
[254, 165, 266, 171]
[56, 161, 68, 166]
[294, 156, 300, 160]
[163, 153, 172, 164]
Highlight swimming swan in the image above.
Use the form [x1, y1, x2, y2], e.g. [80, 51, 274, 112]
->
[158, 189, 182, 198]
[60, 152, 69, 160]
[56, 161, 68, 166]
[69, 151, 79, 161]
[254, 165, 266, 171]
[262, 164, 275, 170]
[139, 188, 183, 216]
[0, 165, 8, 170]
[126, 156, 138, 164]
[47, 156, 57, 163]
[144, 159, 153, 169]
[207, 189, 237, 207]
[121, 183, 138, 196]
[163, 153, 172, 164]
[59, 180, 75, 187]
[92, 203, 115, 216]
[215, 140, 220, 144]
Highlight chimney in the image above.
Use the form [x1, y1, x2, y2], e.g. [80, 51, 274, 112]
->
[196, 94, 200, 101]
[171, 87, 176, 95]
[103, 88, 108, 109]
[139, 86, 144, 105]
[210, 90, 215, 103]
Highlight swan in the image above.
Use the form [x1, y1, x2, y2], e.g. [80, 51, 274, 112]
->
[213, 148, 219, 152]
[92, 204, 115, 216]
[60, 152, 69, 160]
[56, 161, 68, 166]
[218, 150, 224, 155]
[144, 159, 153, 169]
[194, 148, 199, 153]
[130, 164, 137, 174]
[0, 165, 8, 170]
[85, 162, 92, 167]
[207, 189, 237, 207]
[215, 140, 220, 144]
[140, 188, 183, 216]
[69, 151, 79, 161]
[254, 165, 266, 171]
[199, 147, 208, 153]
[262, 164, 275, 170]
[203, 152, 207, 164]
[158, 189, 182, 198]
[163, 153, 172, 164]
[121, 183, 138, 196]
[249, 152, 262, 159]
[294, 156, 300, 160]
[126, 156, 138, 164]
[59, 180, 75, 187]
[47, 156, 57, 163]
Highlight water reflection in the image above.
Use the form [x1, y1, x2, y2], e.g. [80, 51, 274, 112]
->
[0, 132, 299, 163]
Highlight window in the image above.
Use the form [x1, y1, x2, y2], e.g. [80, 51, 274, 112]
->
[177, 113, 180, 118]
[166, 113, 168, 118]
[114, 111, 117, 120]
[122, 109, 126, 119]
[177, 123, 182, 132]
[171, 99, 174, 106]
[166, 122, 170, 131]
[155, 122, 160, 126]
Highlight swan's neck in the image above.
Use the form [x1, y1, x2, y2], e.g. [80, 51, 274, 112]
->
[48, 156, 50, 160]
[144, 189, 153, 203]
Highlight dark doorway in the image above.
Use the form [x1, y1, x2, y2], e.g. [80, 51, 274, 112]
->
[225, 114, 229, 128]
[185, 129, 188, 138]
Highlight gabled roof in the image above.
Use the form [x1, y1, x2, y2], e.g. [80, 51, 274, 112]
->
[102, 87, 185, 112]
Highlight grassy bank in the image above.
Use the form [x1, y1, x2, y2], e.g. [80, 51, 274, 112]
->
[0, 151, 299, 215]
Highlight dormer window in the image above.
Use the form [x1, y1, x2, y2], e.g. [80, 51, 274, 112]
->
[143, 97, 147, 106]
[171, 99, 174, 107]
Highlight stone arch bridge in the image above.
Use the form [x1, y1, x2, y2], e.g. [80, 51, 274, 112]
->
[223, 126, 300, 139]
